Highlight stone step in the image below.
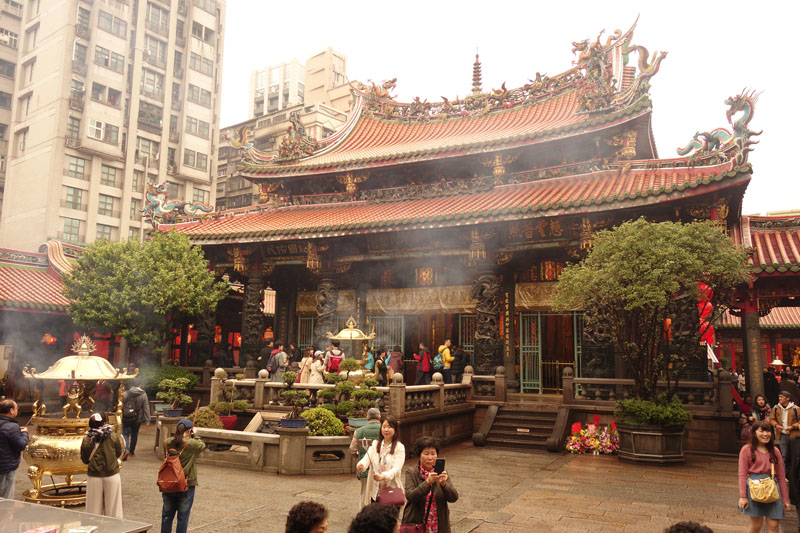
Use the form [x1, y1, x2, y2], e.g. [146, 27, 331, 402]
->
[488, 428, 551, 439]
[494, 413, 556, 423]
[485, 437, 548, 450]
[483, 407, 558, 451]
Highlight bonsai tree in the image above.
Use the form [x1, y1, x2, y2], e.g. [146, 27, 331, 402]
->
[140, 365, 198, 397]
[555, 219, 750, 425]
[156, 377, 193, 410]
[301, 407, 345, 436]
[209, 380, 250, 415]
[339, 358, 361, 380]
[352, 378, 384, 417]
[280, 371, 309, 419]
[188, 407, 223, 429]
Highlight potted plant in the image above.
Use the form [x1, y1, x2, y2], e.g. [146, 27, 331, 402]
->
[141, 365, 199, 414]
[348, 378, 384, 428]
[156, 377, 193, 417]
[301, 407, 345, 436]
[280, 371, 309, 427]
[209, 381, 249, 430]
[554, 219, 750, 463]
[339, 357, 364, 384]
[188, 407, 223, 429]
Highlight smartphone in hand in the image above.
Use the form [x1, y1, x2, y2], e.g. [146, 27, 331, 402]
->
[434, 458, 445, 474]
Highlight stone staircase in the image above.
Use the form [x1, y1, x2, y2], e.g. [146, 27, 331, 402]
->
[485, 405, 559, 450]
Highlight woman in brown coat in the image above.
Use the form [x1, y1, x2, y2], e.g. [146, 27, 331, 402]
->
[402, 436, 458, 532]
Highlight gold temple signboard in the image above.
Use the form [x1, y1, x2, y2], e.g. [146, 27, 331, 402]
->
[296, 290, 356, 314]
[515, 282, 559, 311]
[367, 286, 473, 314]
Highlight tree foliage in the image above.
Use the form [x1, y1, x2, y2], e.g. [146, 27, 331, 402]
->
[63, 231, 227, 353]
[554, 218, 750, 401]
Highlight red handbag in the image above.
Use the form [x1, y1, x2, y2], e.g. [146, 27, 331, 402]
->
[377, 486, 405, 506]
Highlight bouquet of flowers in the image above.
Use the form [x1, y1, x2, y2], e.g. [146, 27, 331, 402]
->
[565, 419, 619, 455]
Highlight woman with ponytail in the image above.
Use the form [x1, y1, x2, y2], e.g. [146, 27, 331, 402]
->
[80, 412, 124, 518]
[161, 418, 206, 533]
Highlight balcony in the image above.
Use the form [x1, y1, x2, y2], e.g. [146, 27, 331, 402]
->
[72, 61, 88, 76]
[57, 232, 86, 244]
[176, 35, 186, 48]
[1, 2, 23, 17]
[169, 131, 180, 143]
[178, 0, 187, 15]
[171, 98, 182, 111]
[69, 92, 85, 112]
[143, 52, 166, 70]
[98, 208, 122, 219]
[137, 120, 162, 135]
[60, 199, 87, 211]
[75, 25, 90, 40]
[167, 164, 177, 175]
[145, 20, 169, 37]
[174, 67, 184, 79]
[91, 94, 122, 109]
[65, 137, 81, 149]
[140, 88, 165, 103]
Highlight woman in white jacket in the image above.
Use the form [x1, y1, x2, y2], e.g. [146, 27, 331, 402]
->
[356, 415, 405, 509]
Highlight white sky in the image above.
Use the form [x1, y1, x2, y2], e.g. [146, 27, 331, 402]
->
[219, 0, 797, 216]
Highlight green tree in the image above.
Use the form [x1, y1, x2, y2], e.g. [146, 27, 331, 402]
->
[63, 231, 227, 362]
[554, 218, 750, 402]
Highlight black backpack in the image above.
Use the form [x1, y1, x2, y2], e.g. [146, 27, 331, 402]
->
[122, 397, 139, 424]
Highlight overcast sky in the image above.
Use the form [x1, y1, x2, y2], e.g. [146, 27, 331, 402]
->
[219, 0, 796, 216]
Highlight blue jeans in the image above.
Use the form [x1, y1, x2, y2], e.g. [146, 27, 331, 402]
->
[0, 469, 16, 499]
[161, 485, 195, 533]
[122, 422, 141, 453]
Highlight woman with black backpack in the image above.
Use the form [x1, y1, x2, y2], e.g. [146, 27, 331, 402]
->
[80, 412, 124, 518]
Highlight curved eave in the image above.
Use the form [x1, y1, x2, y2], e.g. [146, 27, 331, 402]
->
[171, 162, 751, 246]
[239, 96, 653, 180]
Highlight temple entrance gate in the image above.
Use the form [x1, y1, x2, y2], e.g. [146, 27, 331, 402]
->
[520, 312, 582, 393]
[368, 315, 405, 355]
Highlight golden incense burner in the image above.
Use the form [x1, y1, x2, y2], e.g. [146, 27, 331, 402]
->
[21, 335, 137, 506]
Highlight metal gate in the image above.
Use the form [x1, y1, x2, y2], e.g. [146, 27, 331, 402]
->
[368, 315, 405, 354]
[519, 313, 541, 392]
[459, 315, 476, 366]
[297, 317, 315, 352]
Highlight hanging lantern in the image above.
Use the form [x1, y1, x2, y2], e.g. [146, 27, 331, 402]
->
[41, 333, 57, 345]
[262, 286, 276, 316]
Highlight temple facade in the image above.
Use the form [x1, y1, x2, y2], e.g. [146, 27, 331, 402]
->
[159, 21, 764, 393]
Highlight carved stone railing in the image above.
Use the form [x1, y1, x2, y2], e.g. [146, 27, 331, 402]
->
[561, 366, 735, 416]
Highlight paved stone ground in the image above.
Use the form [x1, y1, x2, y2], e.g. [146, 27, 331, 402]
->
[7, 424, 799, 532]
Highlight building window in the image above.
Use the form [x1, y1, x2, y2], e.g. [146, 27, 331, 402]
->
[144, 35, 166, 67]
[67, 156, 87, 179]
[165, 181, 182, 199]
[136, 137, 160, 161]
[73, 42, 87, 64]
[23, 59, 34, 83]
[66, 116, 80, 140]
[96, 223, 113, 241]
[0, 28, 18, 49]
[145, 2, 169, 36]
[140, 69, 164, 99]
[173, 50, 182, 71]
[98, 194, 115, 216]
[77, 7, 90, 31]
[185, 116, 209, 139]
[187, 84, 211, 107]
[130, 199, 140, 219]
[132, 170, 142, 192]
[0, 58, 14, 79]
[100, 165, 120, 187]
[15, 129, 27, 154]
[192, 0, 216, 15]
[88, 120, 119, 144]
[0, 123, 6, 139]
[176, 19, 184, 39]
[183, 149, 207, 170]
[189, 52, 213, 76]
[62, 218, 81, 242]
[192, 187, 209, 204]
[98, 11, 126, 38]
[63, 187, 84, 210]
[25, 26, 37, 51]
[191, 21, 214, 44]
[94, 45, 124, 73]
[0, 91, 10, 109]
[18, 93, 31, 119]
[138, 101, 163, 128]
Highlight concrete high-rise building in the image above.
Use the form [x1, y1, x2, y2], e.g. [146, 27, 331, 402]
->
[248, 58, 304, 119]
[0, 0, 226, 251]
[303, 47, 349, 111]
[0, 1, 23, 220]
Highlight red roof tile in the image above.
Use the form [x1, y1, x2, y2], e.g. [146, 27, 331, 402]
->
[239, 92, 652, 177]
[0, 262, 70, 313]
[744, 216, 800, 274]
[171, 160, 750, 244]
[719, 307, 800, 329]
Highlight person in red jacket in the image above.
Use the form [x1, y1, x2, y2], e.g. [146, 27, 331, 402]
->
[414, 343, 432, 385]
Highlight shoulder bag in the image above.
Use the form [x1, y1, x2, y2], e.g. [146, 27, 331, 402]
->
[748, 462, 780, 503]
[399, 484, 433, 532]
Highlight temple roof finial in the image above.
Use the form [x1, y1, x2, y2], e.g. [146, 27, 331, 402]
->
[472, 51, 482, 95]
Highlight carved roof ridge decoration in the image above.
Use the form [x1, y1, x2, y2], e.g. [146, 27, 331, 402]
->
[164, 160, 752, 245]
[234, 19, 666, 177]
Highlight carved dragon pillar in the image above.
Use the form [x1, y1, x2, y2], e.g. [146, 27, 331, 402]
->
[314, 279, 339, 351]
[241, 268, 265, 365]
[471, 270, 503, 374]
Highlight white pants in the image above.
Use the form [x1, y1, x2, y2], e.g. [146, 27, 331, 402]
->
[86, 473, 123, 518]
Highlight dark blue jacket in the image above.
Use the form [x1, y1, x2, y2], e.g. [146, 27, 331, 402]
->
[0, 415, 29, 473]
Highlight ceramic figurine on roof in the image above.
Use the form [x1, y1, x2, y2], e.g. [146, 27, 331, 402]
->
[142, 181, 214, 228]
[274, 110, 318, 162]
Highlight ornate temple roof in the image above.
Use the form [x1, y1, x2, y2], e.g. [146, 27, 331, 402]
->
[0, 241, 80, 313]
[719, 307, 800, 329]
[171, 160, 751, 244]
[741, 215, 800, 275]
[230, 20, 666, 179]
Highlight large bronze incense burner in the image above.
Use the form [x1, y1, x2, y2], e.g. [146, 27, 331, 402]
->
[21, 335, 137, 506]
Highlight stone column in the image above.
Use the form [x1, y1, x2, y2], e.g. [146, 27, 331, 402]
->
[278, 427, 309, 475]
[313, 278, 338, 351]
[241, 269, 265, 365]
[743, 310, 763, 397]
[471, 270, 502, 374]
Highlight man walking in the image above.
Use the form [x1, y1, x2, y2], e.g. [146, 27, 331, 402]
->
[349, 408, 381, 508]
[121, 379, 151, 461]
[0, 399, 29, 499]
[770, 390, 799, 470]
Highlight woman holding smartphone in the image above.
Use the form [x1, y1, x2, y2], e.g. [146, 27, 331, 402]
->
[402, 436, 458, 533]
[161, 418, 206, 533]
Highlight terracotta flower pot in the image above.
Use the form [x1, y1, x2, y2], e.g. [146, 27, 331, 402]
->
[219, 415, 237, 430]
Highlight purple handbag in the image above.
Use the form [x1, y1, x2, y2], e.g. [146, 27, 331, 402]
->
[377, 486, 405, 506]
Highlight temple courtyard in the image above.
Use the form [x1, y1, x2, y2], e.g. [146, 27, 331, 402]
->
[6, 425, 788, 532]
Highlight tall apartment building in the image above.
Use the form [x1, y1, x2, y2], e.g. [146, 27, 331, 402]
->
[219, 47, 351, 210]
[0, 1, 23, 220]
[0, 0, 226, 252]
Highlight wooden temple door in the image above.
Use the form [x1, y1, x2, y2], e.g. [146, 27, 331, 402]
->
[519, 312, 582, 393]
[519, 313, 541, 392]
